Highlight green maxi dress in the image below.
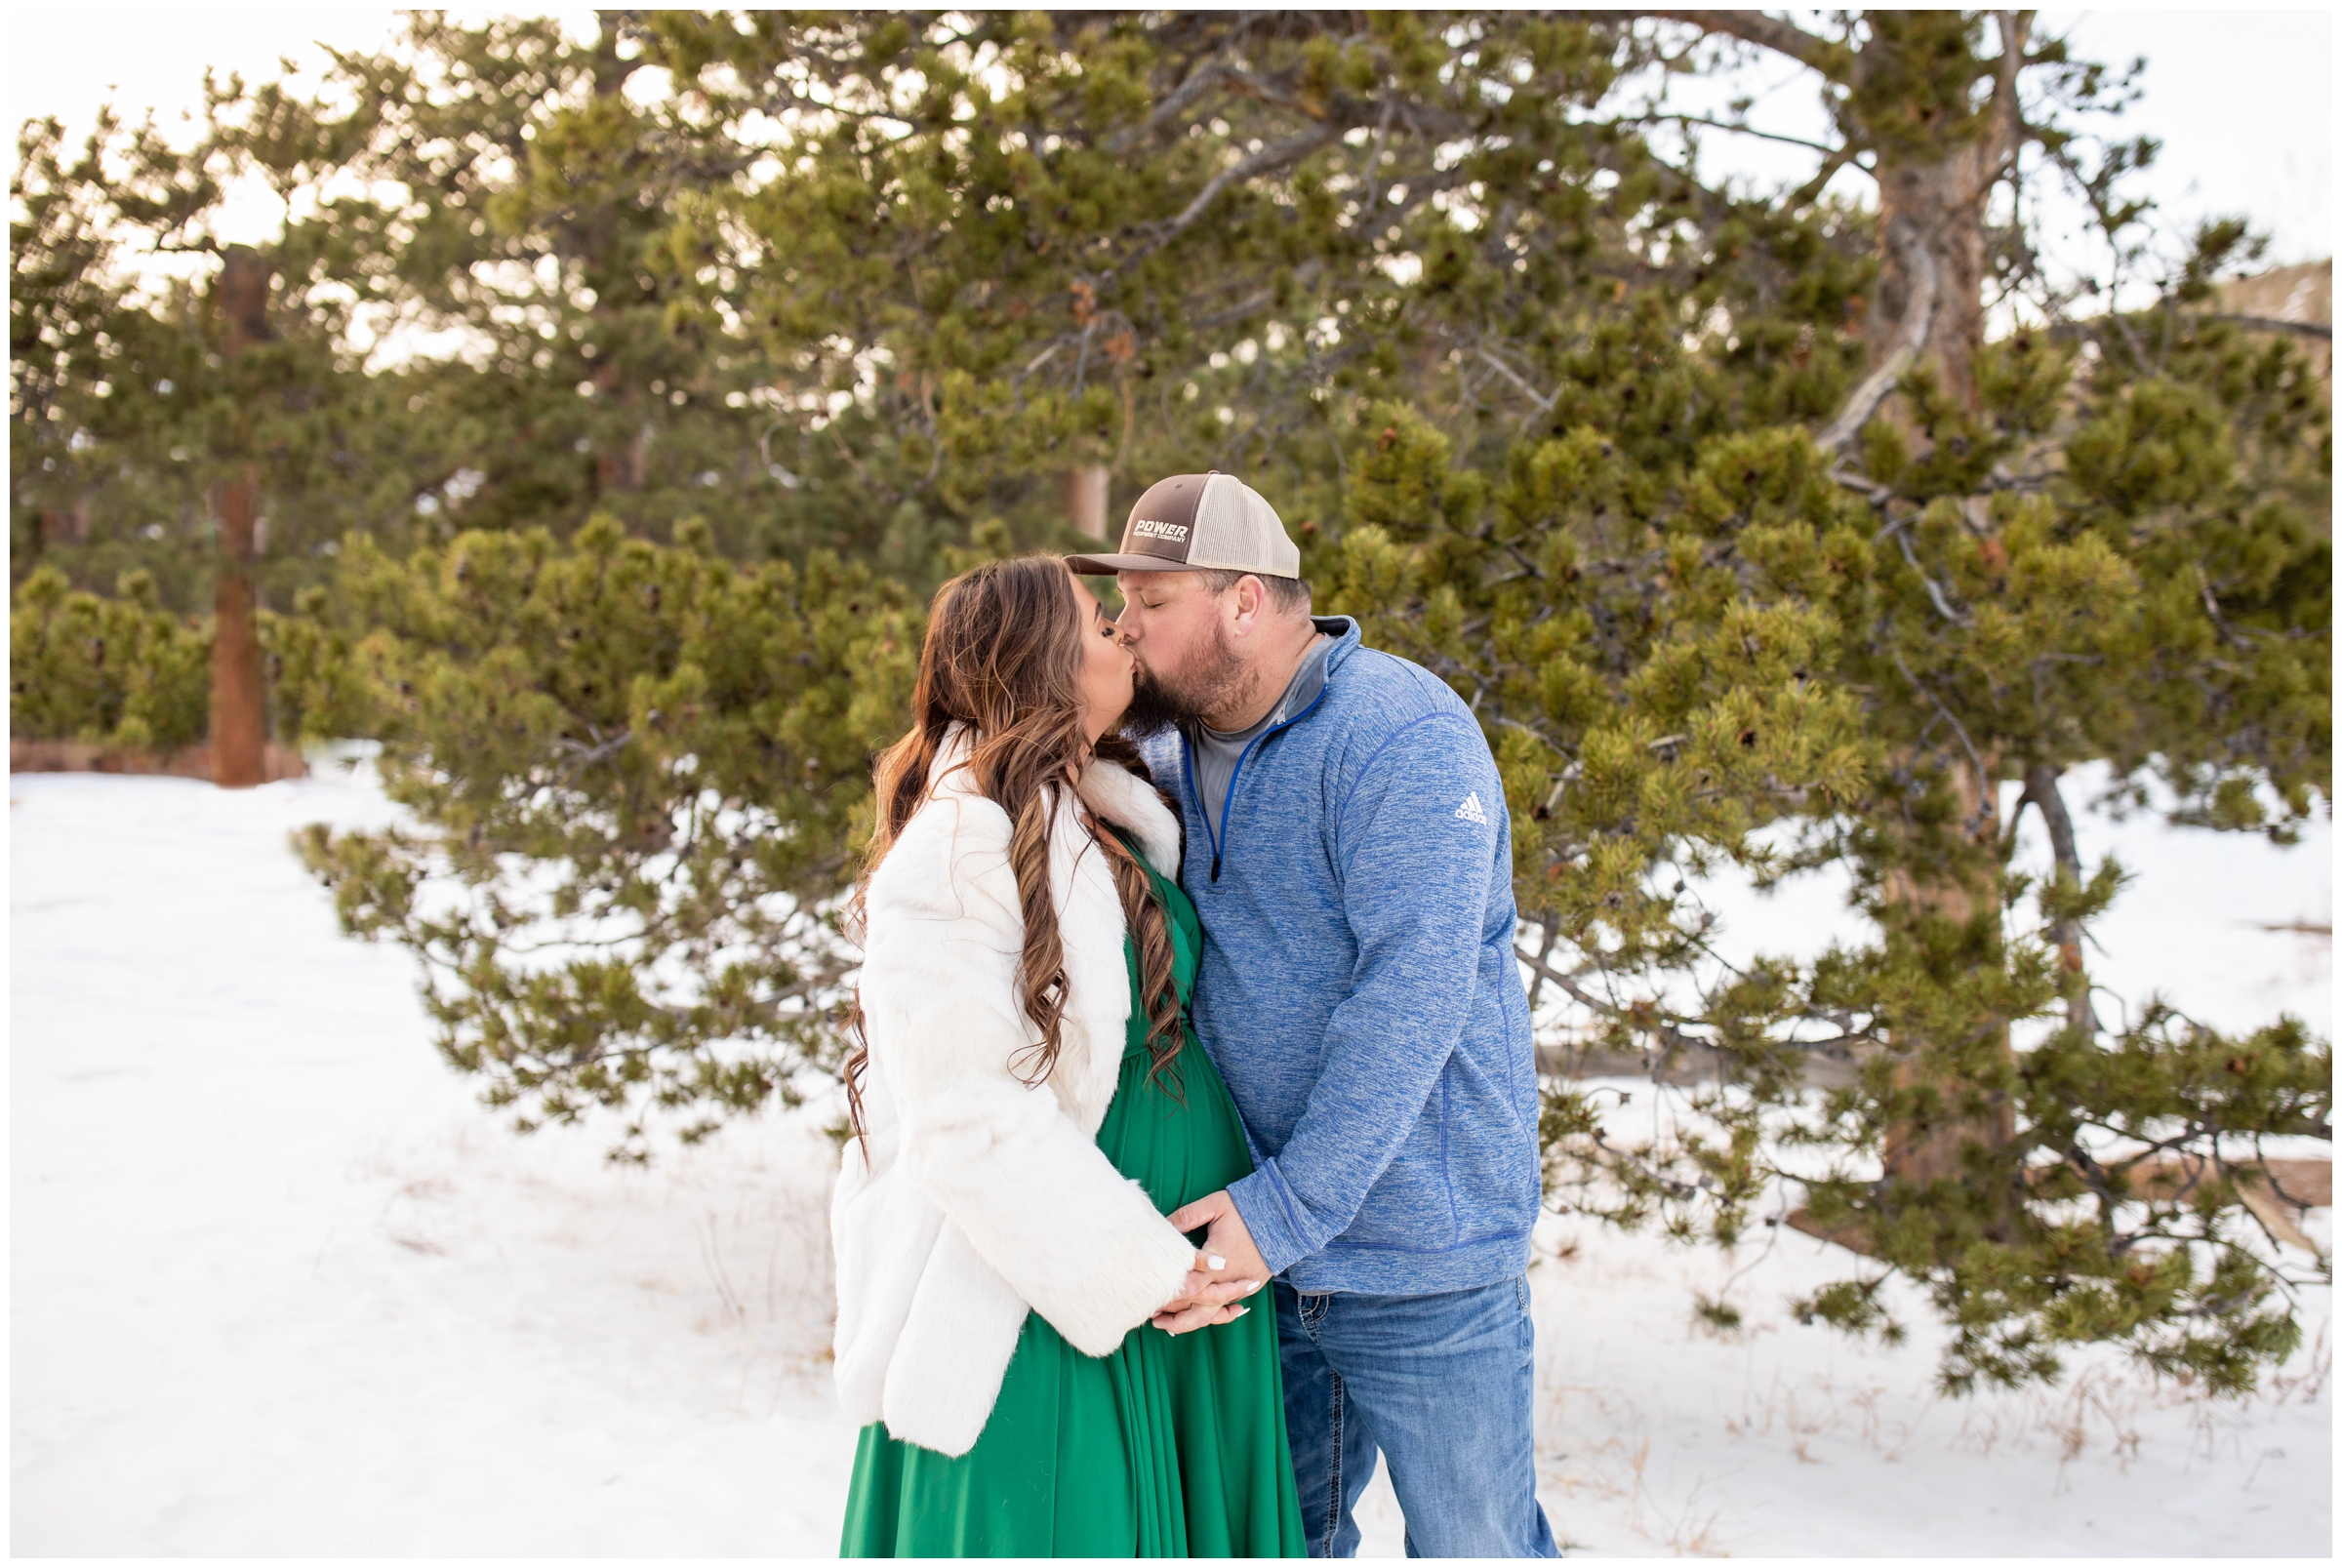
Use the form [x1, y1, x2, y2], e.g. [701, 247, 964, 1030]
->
[839, 841, 1307, 1558]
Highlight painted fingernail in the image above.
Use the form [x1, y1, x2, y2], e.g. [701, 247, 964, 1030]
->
[1244, 1279, 1261, 1294]
[1206, 1255, 1227, 1270]
[1231, 1307, 1249, 1318]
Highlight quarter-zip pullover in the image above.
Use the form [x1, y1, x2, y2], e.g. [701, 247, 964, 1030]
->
[1190, 633, 1331, 849]
[1137, 617, 1540, 1296]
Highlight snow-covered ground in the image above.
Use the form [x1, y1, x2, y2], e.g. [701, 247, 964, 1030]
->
[10, 764, 2331, 1556]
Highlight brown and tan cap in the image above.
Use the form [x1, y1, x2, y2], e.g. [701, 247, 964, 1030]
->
[1066, 471, 1302, 579]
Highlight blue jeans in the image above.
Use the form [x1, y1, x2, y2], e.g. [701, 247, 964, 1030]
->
[1275, 1275, 1559, 1558]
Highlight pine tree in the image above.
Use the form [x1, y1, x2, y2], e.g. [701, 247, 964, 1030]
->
[10, 566, 210, 749]
[8, 563, 358, 756]
[10, 109, 398, 611]
[294, 515, 920, 1159]
[629, 10, 2328, 1388]
[195, 13, 984, 569]
[1310, 13, 2331, 1391]
[30, 11, 2320, 1388]
[13, 17, 875, 610]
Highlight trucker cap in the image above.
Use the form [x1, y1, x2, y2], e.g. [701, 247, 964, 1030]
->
[1066, 471, 1302, 579]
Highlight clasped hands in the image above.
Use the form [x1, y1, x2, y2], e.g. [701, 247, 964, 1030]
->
[1155, 1188, 1271, 1335]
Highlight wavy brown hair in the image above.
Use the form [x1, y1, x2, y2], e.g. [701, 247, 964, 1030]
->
[843, 556, 1184, 1150]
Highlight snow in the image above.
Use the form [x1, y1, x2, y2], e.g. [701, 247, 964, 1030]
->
[1586, 763, 2334, 1049]
[10, 764, 2331, 1556]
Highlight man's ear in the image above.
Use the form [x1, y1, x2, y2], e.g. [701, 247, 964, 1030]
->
[1229, 574, 1267, 634]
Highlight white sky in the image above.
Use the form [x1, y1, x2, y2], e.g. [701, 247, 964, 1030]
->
[2043, 8, 2332, 266]
[5, 8, 2332, 267]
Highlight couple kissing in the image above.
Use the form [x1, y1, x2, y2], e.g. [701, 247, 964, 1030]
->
[831, 472, 1556, 1558]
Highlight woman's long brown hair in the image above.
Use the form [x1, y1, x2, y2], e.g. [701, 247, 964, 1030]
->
[843, 556, 1183, 1152]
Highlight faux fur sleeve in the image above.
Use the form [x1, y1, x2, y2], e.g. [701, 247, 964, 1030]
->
[859, 795, 1196, 1356]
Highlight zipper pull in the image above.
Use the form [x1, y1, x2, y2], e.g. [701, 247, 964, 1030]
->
[1210, 853, 1222, 883]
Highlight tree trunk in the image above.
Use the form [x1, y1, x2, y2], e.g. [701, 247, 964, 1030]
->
[1796, 12, 2029, 450]
[1060, 463, 1110, 540]
[211, 245, 273, 789]
[1843, 16, 2031, 1190]
[1869, 12, 2026, 415]
[210, 476, 268, 788]
[1878, 747, 2014, 1187]
[593, 416, 649, 492]
[1868, 153, 1991, 414]
[2021, 760, 2100, 1035]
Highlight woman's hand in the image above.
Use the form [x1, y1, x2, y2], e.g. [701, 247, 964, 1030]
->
[1153, 1248, 1263, 1334]
[1153, 1190, 1273, 1334]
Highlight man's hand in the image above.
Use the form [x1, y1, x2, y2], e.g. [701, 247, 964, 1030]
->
[1152, 1189, 1272, 1334]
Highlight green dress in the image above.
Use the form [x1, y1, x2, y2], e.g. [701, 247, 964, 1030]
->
[839, 842, 1307, 1558]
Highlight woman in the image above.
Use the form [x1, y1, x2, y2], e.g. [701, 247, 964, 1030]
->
[832, 556, 1305, 1557]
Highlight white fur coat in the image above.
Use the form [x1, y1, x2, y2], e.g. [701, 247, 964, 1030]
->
[830, 727, 1196, 1457]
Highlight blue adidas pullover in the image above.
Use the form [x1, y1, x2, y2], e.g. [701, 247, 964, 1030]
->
[1138, 617, 1541, 1296]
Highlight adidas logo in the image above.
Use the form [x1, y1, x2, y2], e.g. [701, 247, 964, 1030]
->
[1454, 791, 1489, 825]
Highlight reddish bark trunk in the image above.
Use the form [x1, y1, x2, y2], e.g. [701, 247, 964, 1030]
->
[1060, 463, 1110, 540]
[1856, 14, 2026, 420]
[210, 476, 268, 789]
[1869, 152, 1993, 414]
[210, 245, 274, 789]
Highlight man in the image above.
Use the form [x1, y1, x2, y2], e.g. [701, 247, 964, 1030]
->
[1070, 472, 1557, 1559]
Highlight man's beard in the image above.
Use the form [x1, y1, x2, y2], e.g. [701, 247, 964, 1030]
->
[1118, 622, 1251, 740]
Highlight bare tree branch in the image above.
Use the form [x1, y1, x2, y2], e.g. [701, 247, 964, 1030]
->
[1642, 111, 1856, 160]
[1787, 142, 1862, 206]
[1360, 93, 1396, 209]
[1191, 259, 1326, 332]
[1884, 519, 1973, 626]
[2016, 761, 2081, 880]
[1475, 346, 1558, 412]
[1817, 218, 1940, 452]
[1648, 10, 1841, 76]
[2015, 758, 2102, 1033]
[1110, 121, 1345, 277]
[2199, 313, 2332, 342]
[1104, 58, 1236, 154]
[1987, 12, 2034, 181]
[1890, 647, 1991, 791]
